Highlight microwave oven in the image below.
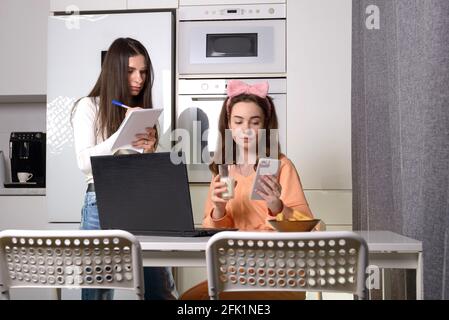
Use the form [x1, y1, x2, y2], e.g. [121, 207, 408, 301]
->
[178, 4, 286, 75]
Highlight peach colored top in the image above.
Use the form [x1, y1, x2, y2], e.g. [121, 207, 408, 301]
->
[203, 155, 313, 231]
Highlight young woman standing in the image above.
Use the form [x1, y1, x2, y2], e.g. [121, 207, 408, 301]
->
[72, 37, 177, 300]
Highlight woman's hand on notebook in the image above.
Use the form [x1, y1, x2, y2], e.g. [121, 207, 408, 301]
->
[125, 106, 142, 117]
[132, 127, 157, 153]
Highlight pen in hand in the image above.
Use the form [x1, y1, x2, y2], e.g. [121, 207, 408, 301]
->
[112, 100, 130, 109]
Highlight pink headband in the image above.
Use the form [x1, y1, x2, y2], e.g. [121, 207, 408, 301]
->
[226, 80, 271, 115]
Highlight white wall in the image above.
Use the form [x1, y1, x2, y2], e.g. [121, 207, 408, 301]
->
[0, 0, 50, 95]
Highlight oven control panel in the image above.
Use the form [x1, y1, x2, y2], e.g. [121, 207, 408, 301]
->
[178, 78, 286, 95]
[179, 3, 286, 21]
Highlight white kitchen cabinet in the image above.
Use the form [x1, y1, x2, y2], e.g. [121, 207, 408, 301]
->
[50, 0, 126, 12]
[128, 0, 178, 9]
[304, 190, 352, 226]
[0, 195, 80, 229]
[0, 196, 48, 229]
[0, 0, 49, 96]
[286, 0, 352, 190]
[51, 0, 178, 11]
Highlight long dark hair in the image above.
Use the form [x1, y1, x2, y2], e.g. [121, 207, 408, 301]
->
[72, 37, 156, 142]
[209, 94, 281, 176]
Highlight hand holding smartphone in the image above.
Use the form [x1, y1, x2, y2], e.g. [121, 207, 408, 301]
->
[250, 158, 280, 200]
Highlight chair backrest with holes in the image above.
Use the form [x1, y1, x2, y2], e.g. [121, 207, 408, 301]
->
[206, 231, 368, 300]
[0, 229, 144, 300]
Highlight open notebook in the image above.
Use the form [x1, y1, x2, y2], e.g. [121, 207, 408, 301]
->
[110, 108, 162, 153]
[90, 152, 236, 237]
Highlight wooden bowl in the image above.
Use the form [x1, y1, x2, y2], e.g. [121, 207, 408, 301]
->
[268, 219, 321, 232]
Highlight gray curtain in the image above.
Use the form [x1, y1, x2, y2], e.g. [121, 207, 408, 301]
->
[352, 0, 449, 299]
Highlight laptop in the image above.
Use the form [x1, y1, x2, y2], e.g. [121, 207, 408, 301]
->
[90, 152, 236, 237]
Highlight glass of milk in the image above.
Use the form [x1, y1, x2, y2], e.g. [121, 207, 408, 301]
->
[218, 164, 235, 200]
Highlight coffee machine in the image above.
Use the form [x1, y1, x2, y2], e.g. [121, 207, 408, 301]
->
[4, 132, 46, 188]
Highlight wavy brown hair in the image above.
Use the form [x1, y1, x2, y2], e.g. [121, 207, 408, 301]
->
[72, 37, 157, 144]
[209, 94, 281, 176]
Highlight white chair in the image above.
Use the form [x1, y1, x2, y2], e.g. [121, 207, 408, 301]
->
[0, 229, 144, 300]
[206, 231, 368, 300]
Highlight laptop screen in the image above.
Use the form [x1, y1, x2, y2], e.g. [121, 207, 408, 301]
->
[90, 152, 196, 233]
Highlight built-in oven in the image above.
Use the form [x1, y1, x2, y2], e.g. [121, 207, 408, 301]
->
[176, 78, 287, 183]
[178, 3, 286, 75]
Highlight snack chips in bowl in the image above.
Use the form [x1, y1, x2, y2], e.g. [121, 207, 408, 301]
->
[269, 211, 320, 232]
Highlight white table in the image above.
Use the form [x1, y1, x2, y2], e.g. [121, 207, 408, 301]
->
[137, 230, 423, 300]
[355, 231, 423, 300]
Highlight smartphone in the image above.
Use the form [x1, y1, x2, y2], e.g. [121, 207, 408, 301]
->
[250, 158, 280, 200]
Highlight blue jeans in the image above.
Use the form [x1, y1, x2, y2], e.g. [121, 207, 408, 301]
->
[80, 192, 179, 300]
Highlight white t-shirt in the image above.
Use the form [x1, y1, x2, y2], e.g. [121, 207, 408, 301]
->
[72, 97, 119, 184]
